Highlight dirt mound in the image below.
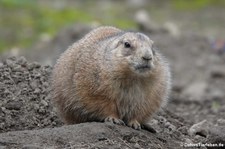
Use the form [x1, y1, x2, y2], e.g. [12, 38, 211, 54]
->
[0, 56, 224, 148]
[0, 57, 190, 148]
[0, 57, 62, 133]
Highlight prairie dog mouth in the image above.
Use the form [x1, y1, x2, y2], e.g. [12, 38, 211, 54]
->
[135, 64, 151, 72]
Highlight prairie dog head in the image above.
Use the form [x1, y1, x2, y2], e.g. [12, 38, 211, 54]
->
[109, 32, 155, 76]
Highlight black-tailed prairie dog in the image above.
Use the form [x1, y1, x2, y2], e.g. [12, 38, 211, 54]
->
[52, 26, 171, 131]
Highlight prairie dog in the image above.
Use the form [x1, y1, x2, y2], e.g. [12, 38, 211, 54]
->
[52, 26, 171, 130]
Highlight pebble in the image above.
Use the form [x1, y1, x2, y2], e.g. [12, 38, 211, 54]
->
[5, 101, 23, 110]
[28, 62, 41, 70]
[210, 68, 225, 78]
[5, 59, 15, 68]
[188, 120, 209, 137]
[134, 10, 159, 33]
[157, 116, 167, 124]
[184, 138, 193, 144]
[13, 65, 22, 72]
[163, 22, 180, 37]
[40, 100, 48, 107]
[209, 89, 224, 100]
[17, 56, 27, 66]
[134, 143, 141, 149]
[217, 119, 225, 126]
[172, 83, 184, 93]
[0, 62, 4, 68]
[22, 145, 42, 149]
[0, 145, 6, 149]
[30, 80, 39, 89]
[165, 122, 176, 131]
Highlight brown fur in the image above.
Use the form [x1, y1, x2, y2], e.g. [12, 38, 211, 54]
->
[52, 26, 171, 130]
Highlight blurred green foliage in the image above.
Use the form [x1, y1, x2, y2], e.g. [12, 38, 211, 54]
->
[0, 0, 224, 52]
[0, 0, 136, 52]
[172, 0, 225, 10]
[212, 101, 221, 111]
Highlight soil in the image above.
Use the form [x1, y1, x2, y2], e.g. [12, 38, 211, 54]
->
[0, 27, 225, 148]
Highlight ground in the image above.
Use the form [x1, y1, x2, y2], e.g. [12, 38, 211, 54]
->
[0, 24, 225, 149]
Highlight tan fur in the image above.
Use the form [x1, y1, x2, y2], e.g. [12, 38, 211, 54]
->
[52, 26, 171, 129]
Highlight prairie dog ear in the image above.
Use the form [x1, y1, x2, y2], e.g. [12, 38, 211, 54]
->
[110, 40, 125, 58]
[110, 38, 122, 49]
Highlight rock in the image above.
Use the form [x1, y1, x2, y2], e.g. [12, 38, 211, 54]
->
[188, 120, 209, 137]
[216, 119, 225, 126]
[134, 143, 141, 149]
[0, 62, 3, 68]
[210, 67, 225, 78]
[22, 145, 42, 149]
[209, 89, 224, 100]
[183, 81, 208, 101]
[5, 101, 23, 110]
[163, 22, 180, 37]
[165, 122, 177, 132]
[0, 145, 6, 149]
[172, 82, 184, 93]
[28, 62, 41, 70]
[134, 10, 160, 33]
[126, 0, 147, 7]
[5, 58, 16, 68]
[17, 56, 27, 66]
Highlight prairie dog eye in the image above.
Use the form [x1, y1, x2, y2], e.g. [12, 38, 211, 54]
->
[124, 42, 131, 48]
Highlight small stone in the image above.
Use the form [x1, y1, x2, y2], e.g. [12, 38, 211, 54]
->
[28, 62, 41, 70]
[5, 59, 15, 68]
[22, 144, 42, 149]
[217, 119, 225, 126]
[184, 138, 193, 144]
[1, 107, 6, 112]
[34, 88, 41, 94]
[163, 22, 180, 37]
[134, 10, 159, 33]
[165, 122, 176, 131]
[194, 135, 206, 142]
[13, 65, 22, 72]
[33, 104, 40, 110]
[30, 80, 38, 89]
[209, 89, 224, 100]
[0, 145, 6, 149]
[5, 101, 23, 110]
[0, 62, 4, 68]
[172, 83, 184, 93]
[210, 67, 225, 78]
[188, 120, 209, 137]
[129, 136, 137, 143]
[134, 143, 141, 149]
[157, 116, 167, 124]
[40, 100, 48, 107]
[17, 56, 27, 66]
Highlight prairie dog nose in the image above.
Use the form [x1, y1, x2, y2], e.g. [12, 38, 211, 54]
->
[141, 48, 153, 61]
[142, 55, 152, 61]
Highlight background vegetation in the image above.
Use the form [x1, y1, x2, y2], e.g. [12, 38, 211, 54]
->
[0, 0, 225, 52]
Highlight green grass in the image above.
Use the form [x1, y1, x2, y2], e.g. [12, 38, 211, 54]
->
[172, 0, 225, 10]
[0, 0, 136, 52]
[1, 0, 223, 52]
